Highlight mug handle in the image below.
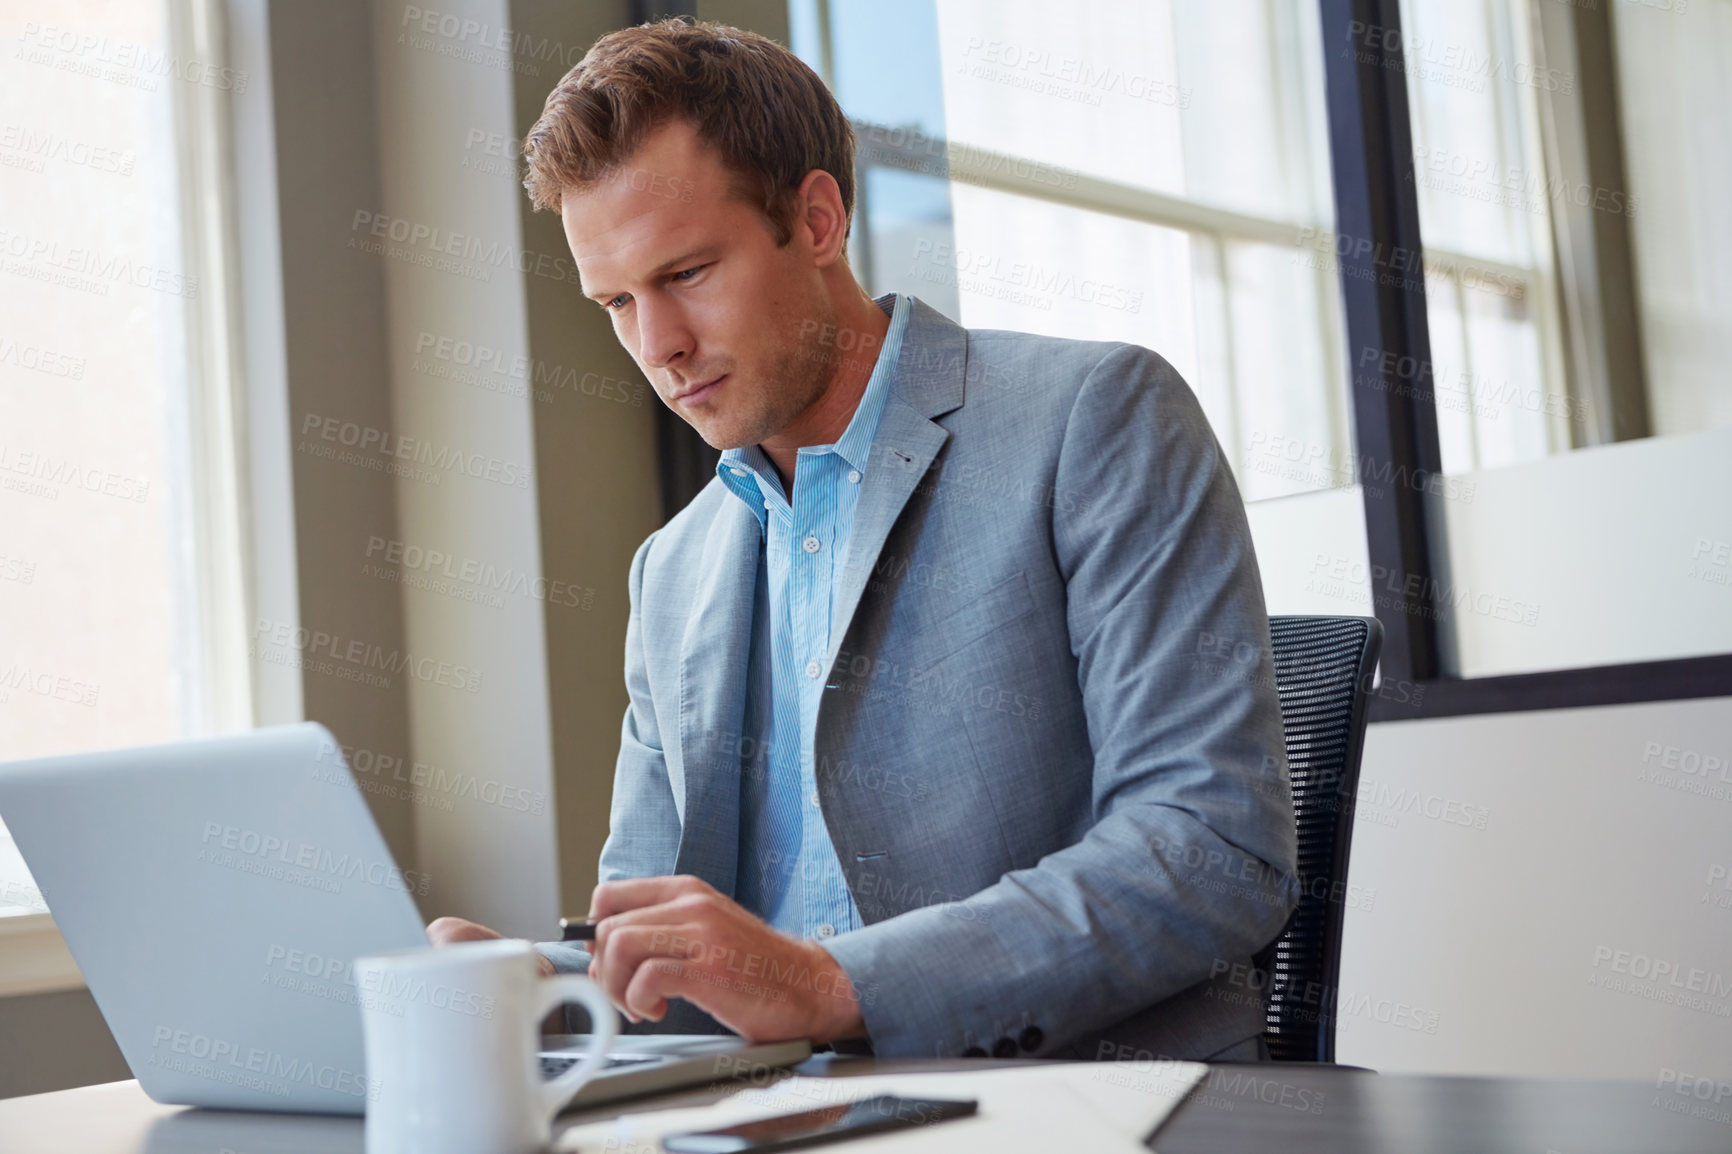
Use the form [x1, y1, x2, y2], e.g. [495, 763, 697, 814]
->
[534, 975, 620, 1120]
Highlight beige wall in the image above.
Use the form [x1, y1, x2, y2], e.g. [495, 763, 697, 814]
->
[0, 989, 128, 1099]
[510, 0, 662, 916]
[1340, 696, 1732, 1081]
[367, 0, 564, 941]
[265, 0, 422, 872]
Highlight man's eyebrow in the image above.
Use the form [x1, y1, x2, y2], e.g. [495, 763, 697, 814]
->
[647, 246, 718, 278]
[583, 247, 719, 304]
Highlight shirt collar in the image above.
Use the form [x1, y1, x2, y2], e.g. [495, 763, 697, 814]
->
[716, 292, 912, 520]
[830, 291, 910, 474]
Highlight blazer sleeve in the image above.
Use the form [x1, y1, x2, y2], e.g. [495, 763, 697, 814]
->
[821, 343, 1300, 1058]
[599, 531, 683, 883]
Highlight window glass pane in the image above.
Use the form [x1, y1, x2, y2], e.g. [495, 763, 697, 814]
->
[806, 0, 1351, 507]
[1455, 273, 1550, 471]
[860, 167, 958, 321]
[941, 184, 1198, 363]
[1226, 240, 1347, 501]
[1399, 0, 1567, 476]
[1405, 0, 1732, 463]
[0, 0, 201, 912]
[933, 0, 1187, 197]
[1401, 0, 1544, 267]
[819, 0, 947, 138]
[1400, 0, 1732, 675]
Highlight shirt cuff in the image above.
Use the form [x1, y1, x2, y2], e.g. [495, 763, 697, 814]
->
[534, 940, 593, 974]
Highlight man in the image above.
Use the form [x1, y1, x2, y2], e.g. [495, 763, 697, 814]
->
[430, 18, 1298, 1063]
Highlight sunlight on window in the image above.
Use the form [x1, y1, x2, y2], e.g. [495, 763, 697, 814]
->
[0, 0, 198, 912]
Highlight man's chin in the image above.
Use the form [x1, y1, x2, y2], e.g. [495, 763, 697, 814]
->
[683, 415, 756, 453]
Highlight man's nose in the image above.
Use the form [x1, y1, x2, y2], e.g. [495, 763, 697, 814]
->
[636, 299, 692, 370]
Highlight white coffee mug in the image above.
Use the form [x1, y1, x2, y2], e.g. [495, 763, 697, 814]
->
[354, 938, 618, 1154]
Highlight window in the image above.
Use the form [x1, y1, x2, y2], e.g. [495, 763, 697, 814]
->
[0, 0, 250, 924]
[802, 0, 1732, 704]
[1392, 0, 1732, 681]
[792, 0, 1350, 502]
[1399, 0, 1569, 474]
[1403, 0, 1732, 469]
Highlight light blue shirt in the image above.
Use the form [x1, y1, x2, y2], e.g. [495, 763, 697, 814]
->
[717, 293, 911, 942]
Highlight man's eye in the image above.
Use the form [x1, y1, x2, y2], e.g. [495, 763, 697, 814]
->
[672, 265, 705, 282]
[605, 294, 630, 311]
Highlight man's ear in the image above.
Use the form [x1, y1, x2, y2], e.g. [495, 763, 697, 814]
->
[794, 168, 850, 268]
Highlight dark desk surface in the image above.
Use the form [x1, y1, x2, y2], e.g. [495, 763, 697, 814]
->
[2, 1059, 1727, 1153]
[1146, 1062, 1731, 1154]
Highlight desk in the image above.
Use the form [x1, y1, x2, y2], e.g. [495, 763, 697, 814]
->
[1, 1059, 1725, 1153]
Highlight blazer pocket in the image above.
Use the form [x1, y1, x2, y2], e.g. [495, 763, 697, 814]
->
[907, 569, 1036, 668]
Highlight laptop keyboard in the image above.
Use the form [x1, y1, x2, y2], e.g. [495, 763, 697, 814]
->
[540, 1053, 661, 1079]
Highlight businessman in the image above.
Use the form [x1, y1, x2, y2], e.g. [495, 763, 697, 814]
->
[429, 18, 1299, 1063]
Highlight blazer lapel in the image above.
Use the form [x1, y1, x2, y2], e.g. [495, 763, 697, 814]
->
[673, 496, 758, 893]
[825, 298, 967, 678]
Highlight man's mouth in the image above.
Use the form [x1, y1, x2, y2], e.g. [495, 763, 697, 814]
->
[671, 374, 726, 406]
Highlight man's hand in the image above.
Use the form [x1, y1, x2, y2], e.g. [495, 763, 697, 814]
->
[587, 876, 866, 1044]
[426, 916, 556, 978]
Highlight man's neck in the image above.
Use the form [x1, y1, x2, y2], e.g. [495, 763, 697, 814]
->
[761, 291, 892, 487]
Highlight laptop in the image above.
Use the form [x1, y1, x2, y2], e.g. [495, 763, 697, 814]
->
[0, 723, 809, 1115]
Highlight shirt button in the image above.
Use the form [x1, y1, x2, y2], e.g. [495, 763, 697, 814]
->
[816, 923, 836, 938]
[802, 536, 821, 554]
[730, 468, 747, 477]
[810, 789, 821, 807]
[805, 661, 821, 679]
[847, 469, 861, 484]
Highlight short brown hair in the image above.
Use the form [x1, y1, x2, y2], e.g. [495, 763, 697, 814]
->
[522, 18, 854, 245]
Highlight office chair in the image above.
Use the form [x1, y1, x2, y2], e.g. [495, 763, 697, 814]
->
[1258, 615, 1383, 1063]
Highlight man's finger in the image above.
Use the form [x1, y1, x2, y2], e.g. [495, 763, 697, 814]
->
[592, 923, 694, 1022]
[589, 875, 711, 921]
[426, 916, 502, 945]
[622, 954, 690, 1022]
[589, 891, 719, 969]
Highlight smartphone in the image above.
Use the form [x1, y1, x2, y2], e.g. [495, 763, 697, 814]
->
[660, 1094, 978, 1153]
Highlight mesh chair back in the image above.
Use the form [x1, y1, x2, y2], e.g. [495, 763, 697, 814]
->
[1259, 615, 1382, 1062]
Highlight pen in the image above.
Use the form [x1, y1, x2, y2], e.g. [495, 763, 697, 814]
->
[559, 917, 597, 942]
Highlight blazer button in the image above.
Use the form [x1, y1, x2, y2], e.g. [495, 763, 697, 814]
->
[959, 1046, 987, 1058]
[1018, 1026, 1044, 1052]
[991, 1037, 1018, 1059]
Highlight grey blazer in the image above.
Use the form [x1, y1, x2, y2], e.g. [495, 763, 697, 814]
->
[546, 297, 1299, 1062]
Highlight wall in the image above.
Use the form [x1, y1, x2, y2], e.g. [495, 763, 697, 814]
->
[1339, 696, 1732, 1081]
[264, 0, 420, 872]
[1431, 426, 1732, 678]
[0, 989, 128, 1099]
[366, 0, 563, 941]
[508, 0, 665, 927]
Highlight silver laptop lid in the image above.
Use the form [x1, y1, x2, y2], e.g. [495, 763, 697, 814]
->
[0, 722, 428, 1114]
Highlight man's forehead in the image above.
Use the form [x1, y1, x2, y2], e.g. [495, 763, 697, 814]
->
[565, 169, 761, 292]
[600, 119, 732, 200]
[564, 182, 712, 286]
